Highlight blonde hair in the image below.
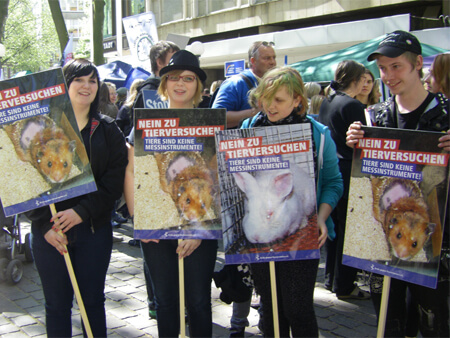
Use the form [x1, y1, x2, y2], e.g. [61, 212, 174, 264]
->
[402, 51, 424, 78]
[368, 79, 381, 106]
[158, 70, 203, 107]
[431, 53, 450, 98]
[305, 82, 321, 99]
[249, 67, 308, 116]
[123, 79, 145, 108]
[309, 95, 325, 115]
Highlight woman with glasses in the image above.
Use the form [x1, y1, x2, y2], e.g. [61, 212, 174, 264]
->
[125, 50, 218, 337]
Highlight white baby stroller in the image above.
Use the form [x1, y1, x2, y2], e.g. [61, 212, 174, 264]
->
[0, 206, 33, 284]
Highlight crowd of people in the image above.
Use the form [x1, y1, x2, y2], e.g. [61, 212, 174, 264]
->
[25, 30, 449, 338]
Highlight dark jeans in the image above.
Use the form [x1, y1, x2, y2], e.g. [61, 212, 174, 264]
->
[370, 271, 449, 337]
[31, 222, 112, 337]
[252, 259, 319, 337]
[141, 239, 218, 338]
[325, 159, 359, 295]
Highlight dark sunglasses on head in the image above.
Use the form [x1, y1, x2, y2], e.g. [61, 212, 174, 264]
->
[251, 41, 275, 57]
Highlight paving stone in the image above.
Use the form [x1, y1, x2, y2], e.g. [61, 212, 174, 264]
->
[123, 314, 153, 330]
[10, 315, 38, 327]
[0, 323, 20, 335]
[120, 297, 146, 311]
[105, 290, 129, 302]
[115, 284, 141, 295]
[121, 266, 142, 275]
[20, 324, 46, 337]
[330, 313, 362, 329]
[2, 332, 29, 338]
[114, 324, 147, 337]
[317, 317, 339, 331]
[0, 315, 10, 325]
[112, 272, 134, 281]
[105, 278, 128, 288]
[15, 297, 40, 309]
[108, 306, 138, 320]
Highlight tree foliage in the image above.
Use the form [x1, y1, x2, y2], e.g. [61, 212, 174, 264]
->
[2, 0, 60, 75]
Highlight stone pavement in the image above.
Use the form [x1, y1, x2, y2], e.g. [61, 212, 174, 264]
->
[0, 216, 378, 337]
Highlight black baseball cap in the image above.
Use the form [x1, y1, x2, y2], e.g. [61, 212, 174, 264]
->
[367, 30, 422, 61]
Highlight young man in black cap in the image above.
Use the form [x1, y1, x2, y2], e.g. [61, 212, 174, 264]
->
[347, 30, 449, 337]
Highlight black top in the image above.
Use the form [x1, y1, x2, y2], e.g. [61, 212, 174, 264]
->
[318, 91, 366, 161]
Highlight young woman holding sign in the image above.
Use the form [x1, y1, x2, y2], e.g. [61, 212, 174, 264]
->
[240, 66, 343, 337]
[27, 59, 128, 337]
[125, 50, 218, 337]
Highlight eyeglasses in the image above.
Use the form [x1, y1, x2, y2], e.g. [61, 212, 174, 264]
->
[167, 75, 197, 83]
[250, 41, 275, 57]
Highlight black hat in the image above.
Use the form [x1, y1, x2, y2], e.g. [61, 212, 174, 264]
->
[367, 30, 422, 61]
[159, 50, 207, 82]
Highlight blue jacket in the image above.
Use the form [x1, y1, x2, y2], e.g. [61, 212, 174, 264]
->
[241, 113, 343, 240]
[212, 69, 258, 112]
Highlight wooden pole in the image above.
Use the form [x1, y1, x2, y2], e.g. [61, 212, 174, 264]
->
[49, 204, 93, 338]
[178, 239, 186, 338]
[376, 275, 391, 338]
[269, 261, 280, 338]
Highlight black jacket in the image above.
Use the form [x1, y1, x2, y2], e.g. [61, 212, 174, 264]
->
[27, 112, 128, 235]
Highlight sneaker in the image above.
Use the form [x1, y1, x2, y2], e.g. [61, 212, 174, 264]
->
[149, 308, 156, 319]
[112, 213, 128, 223]
[111, 221, 121, 228]
[128, 239, 140, 247]
[337, 286, 370, 300]
[229, 329, 245, 337]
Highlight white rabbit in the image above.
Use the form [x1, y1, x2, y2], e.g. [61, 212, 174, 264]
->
[233, 164, 316, 244]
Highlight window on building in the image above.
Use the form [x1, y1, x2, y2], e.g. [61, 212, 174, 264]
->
[210, 0, 237, 12]
[161, 0, 183, 22]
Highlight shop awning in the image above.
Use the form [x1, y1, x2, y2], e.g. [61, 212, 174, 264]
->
[289, 35, 448, 83]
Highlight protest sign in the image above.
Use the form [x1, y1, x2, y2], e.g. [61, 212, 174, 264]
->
[0, 68, 97, 216]
[343, 126, 449, 288]
[133, 108, 226, 239]
[215, 124, 319, 264]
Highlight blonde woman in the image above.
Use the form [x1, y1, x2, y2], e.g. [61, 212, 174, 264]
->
[125, 50, 217, 337]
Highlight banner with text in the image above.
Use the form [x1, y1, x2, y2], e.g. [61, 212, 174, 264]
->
[343, 127, 449, 288]
[215, 124, 319, 264]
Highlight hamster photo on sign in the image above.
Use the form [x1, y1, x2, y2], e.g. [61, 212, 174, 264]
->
[133, 108, 226, 240]
[215, 124, 319, 265]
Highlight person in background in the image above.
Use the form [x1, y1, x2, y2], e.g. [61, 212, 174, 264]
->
[318, 59, 370, 300]
[346, 30, 449, 337]
[212, 41, 276, 128]
[307, 94, 325, 117]
[355, 69, 382, 107]
[305, 81, 322, 104]
[98, 82, 119, 119]
[429, 52, 450, 98]
[207, 79, 224, 108]
[116, 87, 128, 110]
[241, 66, 343, 337]
[105, 81, 118, 105]
[124, 50, 217, 337]
[132, 41, 180, 116]
[198, 87, 211, 108]
[116, 78, 145, 135]
[27, 58, 128, 337]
